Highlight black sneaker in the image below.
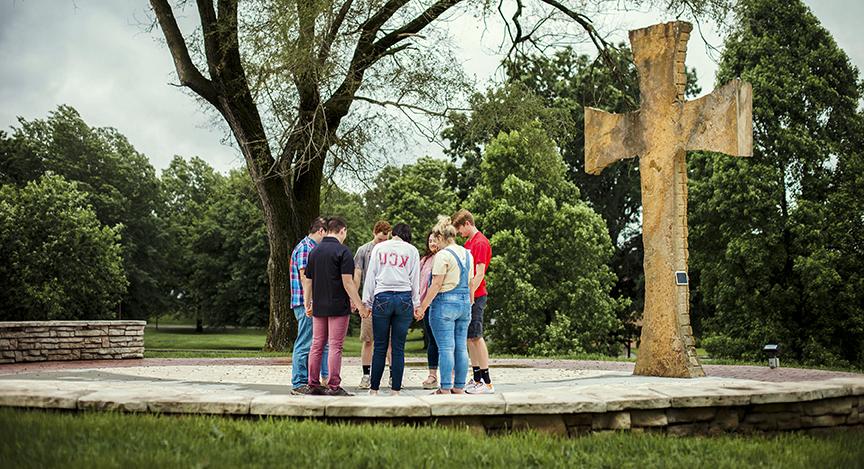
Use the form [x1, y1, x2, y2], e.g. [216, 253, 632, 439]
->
[308, 385, 328, 396]
[326, 386, 353, 397]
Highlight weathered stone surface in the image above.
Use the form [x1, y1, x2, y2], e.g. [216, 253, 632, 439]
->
[324, 396, 430, 418]
[651, 384, 753, 407]
[512, 415, 568, 435]
[580, 385, 671, 411]
[250, 395, 328, 417]
[630, 409, 668, 427]
[667, 407, 717, 423]
[803, 397, 856, 416]
[801, 414, 848, 428]
[147, 394, 251, 415]
[503, 391, 606, 415]
[749, 382, 850, 404]
[584, 21, 752, 378]
[592, 411, 631, 430]
[418, 393, 505, 416]
[667, 423, 709, 436]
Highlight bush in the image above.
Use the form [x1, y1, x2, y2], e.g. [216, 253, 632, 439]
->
[0, 175, 127, 320]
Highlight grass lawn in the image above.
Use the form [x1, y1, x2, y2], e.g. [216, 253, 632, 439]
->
[1, 409, 862, 468]
[145, 324, 426, 359]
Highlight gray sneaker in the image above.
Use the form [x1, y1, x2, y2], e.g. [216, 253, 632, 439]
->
[290, 384, 313, 395]
[359, 374, 371, 389]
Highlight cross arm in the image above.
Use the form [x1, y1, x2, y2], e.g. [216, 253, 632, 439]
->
[684, 79, 753, 157]
[584, 108, 643, 175]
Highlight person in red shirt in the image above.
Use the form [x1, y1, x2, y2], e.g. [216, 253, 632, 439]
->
[452, 209, 494, 394]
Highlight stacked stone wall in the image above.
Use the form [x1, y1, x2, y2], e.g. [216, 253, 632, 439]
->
[0, 321, 145, 363]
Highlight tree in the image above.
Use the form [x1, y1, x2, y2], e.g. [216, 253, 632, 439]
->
[689, 0, 864, 365]
[0, 175, 127, 320]
[366, 157, 459, 250]
[160, 156, 225, 330]
[320, 183, 373, 253]
[148, 0, 728, 350]
[0, 106, 170, 319]
[445, 47, 702, 353]
[189, 169, 270, 328]
[467, 123, 626, 355]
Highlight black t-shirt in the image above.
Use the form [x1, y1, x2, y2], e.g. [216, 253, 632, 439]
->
[306, 237, 355, 317]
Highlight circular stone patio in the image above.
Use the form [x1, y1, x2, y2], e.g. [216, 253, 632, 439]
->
[1, 357, 862, 436]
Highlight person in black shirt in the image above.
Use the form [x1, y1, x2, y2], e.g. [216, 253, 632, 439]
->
[303, 217, 369, 396]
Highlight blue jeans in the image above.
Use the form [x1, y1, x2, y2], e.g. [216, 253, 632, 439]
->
[292, 306, 328, 388]
[371, 291, 414, 391]
[423, 313, 438, 369]
[429, 291, 471, 390]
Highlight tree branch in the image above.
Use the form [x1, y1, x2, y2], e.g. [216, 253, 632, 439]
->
[150, 0, 220, 106]
[318, 0, 355, 62]
[535, 0, 617, 70]
[353, 95, 469, 117]
[195, 0, 221, 80]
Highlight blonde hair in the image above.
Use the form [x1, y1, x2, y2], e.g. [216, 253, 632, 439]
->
[431, 215, 457, 243]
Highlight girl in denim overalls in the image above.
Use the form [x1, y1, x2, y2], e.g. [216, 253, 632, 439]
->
[417, 217, 474, 394]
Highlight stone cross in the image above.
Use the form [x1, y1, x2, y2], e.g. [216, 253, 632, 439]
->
[584, 21, 753, 378]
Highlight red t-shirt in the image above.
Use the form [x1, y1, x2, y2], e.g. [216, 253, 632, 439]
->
[464, 231, 491, 298]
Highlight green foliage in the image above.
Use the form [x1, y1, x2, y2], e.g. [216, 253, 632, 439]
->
[689, 0, 864, 366]
[321, 183, 372, 253]
[467, 123, 626, 355]
[0, 175, 126, 320]
[366, 157, 460, 249]
[188, 170, 270, 328]
[0, 106, 170, 319]
[444, 47, 702, 352]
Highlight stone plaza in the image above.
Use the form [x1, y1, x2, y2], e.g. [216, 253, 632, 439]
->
[1, 356, 862, 436]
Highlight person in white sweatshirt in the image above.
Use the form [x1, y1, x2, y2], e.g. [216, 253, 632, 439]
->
[362, 223, 420, 395]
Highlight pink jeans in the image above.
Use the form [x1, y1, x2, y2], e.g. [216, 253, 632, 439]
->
[308, 315, 350, 388]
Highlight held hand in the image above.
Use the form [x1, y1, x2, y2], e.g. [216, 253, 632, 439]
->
[305, 306, 313, 317]
[361, 306, 372, 319]
[350, 300, 357, 312]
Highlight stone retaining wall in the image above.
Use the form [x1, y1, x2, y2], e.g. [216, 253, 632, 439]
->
[0, 321, 145, 363]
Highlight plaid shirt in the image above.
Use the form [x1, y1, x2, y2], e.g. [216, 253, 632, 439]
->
[290, 236, 318, 308]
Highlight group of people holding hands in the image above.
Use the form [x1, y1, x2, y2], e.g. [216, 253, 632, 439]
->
[288, 210, 494, 397]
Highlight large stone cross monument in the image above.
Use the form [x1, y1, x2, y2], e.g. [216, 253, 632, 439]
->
[584, 21, 753, 378]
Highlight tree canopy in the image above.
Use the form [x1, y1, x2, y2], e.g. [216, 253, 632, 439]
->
[689, 0, 864, 366]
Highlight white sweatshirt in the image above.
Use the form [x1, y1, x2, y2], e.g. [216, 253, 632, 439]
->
[362, 238, 421, 309]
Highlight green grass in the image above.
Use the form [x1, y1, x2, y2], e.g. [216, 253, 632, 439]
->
[145, 325, 426, 359]
[1, 409, 862, 468]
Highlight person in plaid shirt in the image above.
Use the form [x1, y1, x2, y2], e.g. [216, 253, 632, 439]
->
[290, 217, 329, 394]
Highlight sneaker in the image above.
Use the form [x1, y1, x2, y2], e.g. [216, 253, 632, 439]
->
[308, 385, 328, 396]
[465, 382, 495, 394]
[326, 386, 353, 397]
[466, 379, 479, 389]
[290, 384, 314, 395]
[359, 374, 371, 389]
[422, 374, 438, 390]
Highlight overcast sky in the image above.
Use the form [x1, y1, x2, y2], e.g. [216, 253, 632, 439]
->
[1, 0, 862, 176]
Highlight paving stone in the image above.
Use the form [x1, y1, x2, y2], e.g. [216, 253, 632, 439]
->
[503, 391, 606, 415]
[146, 392, 252, 415]
[417, 393, 505, 416]
[650, 385, 752, 407]
[324, 395, 431, 418]
[749, 382, 850, 405]
[580, 385, 671, 411]
[250, 394, 328, 417]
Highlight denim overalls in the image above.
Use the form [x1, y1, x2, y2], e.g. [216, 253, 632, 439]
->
[429, 247, 472, 390]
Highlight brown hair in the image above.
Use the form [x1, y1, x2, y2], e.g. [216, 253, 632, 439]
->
[451, 209, 474, 228]
[308, 217, 327, 234]
[373, 220, 391, 235]
[325, 216, 347, 233]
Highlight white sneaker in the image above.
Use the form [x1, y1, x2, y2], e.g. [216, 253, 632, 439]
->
[359, 374, 371, 389]
[466, 382, 494, 394]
